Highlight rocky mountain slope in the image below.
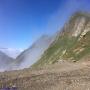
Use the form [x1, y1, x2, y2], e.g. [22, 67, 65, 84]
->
[15, 35, 53, 69]
[32, 12, 90, 68]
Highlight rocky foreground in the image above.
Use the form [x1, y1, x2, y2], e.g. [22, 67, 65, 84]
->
[0, 59, 90, 90]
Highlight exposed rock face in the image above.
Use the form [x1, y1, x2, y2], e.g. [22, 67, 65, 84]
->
[72, 17, 86, 37]
[79, 21, 90, 40]
[32, 12, 90, 68]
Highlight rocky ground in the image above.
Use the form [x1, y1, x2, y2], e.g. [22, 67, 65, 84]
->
[0, 59, 90, 90]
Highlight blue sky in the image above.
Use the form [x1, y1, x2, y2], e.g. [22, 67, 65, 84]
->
[0, 0, 90, 49]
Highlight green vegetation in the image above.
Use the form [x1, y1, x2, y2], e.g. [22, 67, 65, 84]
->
[32, 13, 90, 68]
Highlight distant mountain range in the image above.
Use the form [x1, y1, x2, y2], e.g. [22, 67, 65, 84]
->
[0, 48, 22, 58]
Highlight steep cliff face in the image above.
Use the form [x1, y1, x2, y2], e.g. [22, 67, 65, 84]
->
[33, 12, 90, 67]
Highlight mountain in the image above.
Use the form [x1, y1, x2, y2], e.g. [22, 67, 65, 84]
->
[15, 35, 53, 69]
[0, 48, 22, 58]
[0, 12, 90, 90]
[32, 12, 90, 68]
[0, 51, 14, 71]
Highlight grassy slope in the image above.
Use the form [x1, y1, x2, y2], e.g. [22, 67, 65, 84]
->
[32, 12, 90, 68]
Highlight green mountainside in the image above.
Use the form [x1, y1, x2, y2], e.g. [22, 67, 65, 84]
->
[32, 12, 90, 68]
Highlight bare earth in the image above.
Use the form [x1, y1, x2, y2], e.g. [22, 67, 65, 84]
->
[0, 60, 90, 90]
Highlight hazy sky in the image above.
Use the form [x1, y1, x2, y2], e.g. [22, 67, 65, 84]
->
[0, 0, 90, 49]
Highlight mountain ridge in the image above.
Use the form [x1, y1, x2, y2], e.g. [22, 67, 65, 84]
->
[32, 12, 90, 68]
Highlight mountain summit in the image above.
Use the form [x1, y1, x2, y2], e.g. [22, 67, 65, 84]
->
[33, 12, 90, 67]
